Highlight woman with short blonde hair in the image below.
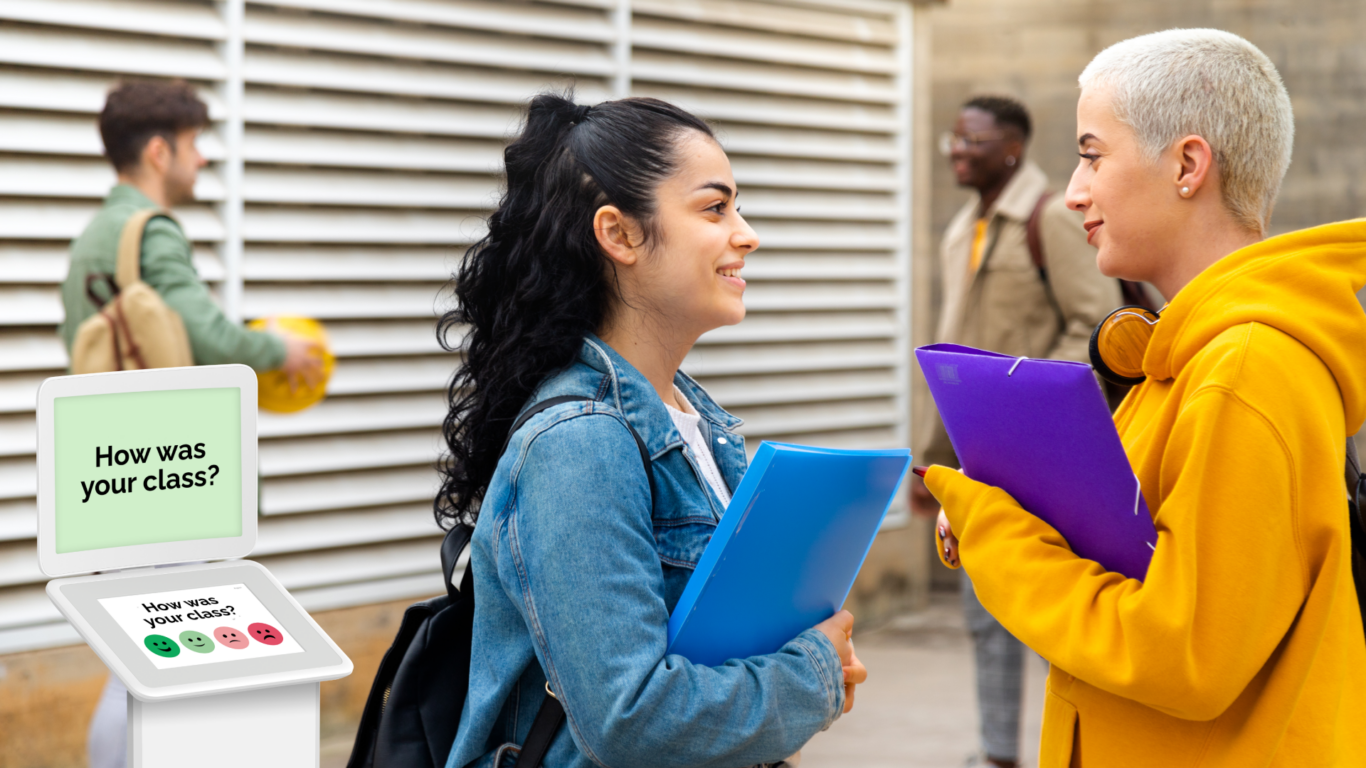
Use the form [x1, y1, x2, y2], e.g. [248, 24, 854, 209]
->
[931, 29, 1366, 767]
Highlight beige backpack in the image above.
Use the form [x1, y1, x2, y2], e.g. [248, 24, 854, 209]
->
[70, 209, 194, 374]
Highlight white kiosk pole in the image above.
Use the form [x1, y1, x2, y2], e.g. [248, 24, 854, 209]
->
[128, 683, 321, 768]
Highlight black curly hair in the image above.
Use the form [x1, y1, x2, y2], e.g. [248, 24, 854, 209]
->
[435, 91, 713, 527]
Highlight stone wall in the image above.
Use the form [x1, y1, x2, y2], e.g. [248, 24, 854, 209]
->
[928, 0, 1366, 244]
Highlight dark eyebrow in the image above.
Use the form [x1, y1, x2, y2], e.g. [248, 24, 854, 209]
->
[697, 181, 734, 198]
[1078, 133, 1099, 147]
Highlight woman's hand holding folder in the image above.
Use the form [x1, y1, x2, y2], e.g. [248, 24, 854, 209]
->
[916, 466, 963, 569]
[814, 610, 868, 713]
[937, 509, 961, 568]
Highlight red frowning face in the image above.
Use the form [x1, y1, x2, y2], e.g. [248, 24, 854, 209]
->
[248, 622, 283, 646]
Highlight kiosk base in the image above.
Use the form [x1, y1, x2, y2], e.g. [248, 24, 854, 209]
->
[128, 683, 319, 767]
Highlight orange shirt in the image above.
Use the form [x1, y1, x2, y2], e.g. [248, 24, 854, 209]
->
[968, 218, 988, 272]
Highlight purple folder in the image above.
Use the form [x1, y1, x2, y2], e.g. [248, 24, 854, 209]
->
[917, 343, 1157, 580]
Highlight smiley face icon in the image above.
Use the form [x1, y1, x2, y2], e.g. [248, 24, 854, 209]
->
[248, 622, 283, 646]
[144, 634, 180, 658]
[179, 630, 215, 654]
[214, 626, 249, 649]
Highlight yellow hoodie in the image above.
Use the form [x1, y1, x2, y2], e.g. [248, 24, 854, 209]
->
[926, 220, 1366, 767]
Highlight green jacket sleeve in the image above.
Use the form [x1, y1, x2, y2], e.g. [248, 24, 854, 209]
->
[139, 219, 286, 372]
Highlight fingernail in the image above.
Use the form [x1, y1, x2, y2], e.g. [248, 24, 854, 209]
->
[912, 465, 929, 478]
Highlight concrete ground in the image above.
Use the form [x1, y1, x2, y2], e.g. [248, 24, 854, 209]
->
[802, 592, 1047, 768]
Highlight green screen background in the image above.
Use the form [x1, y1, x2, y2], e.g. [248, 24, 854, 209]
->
[54, 388, 242, 553]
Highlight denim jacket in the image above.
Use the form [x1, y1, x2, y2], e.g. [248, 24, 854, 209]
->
[446, 336, 846, 768]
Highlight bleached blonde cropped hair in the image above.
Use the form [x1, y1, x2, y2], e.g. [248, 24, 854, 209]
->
[1079, 29, 1294, 234]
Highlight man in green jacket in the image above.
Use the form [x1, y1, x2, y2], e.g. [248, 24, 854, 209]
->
[67, 79, 320, 768]
[60, 78, 317, 378]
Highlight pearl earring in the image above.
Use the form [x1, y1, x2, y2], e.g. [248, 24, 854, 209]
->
[1181, 186, 1191, 196]
[1005, 156, 1017, 166]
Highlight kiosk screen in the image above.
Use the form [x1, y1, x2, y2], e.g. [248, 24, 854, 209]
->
[53, 387, 242, 553]
[98, 583, 303, 669]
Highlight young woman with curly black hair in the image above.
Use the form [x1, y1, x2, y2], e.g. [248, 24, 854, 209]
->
[438, 93, 867, 768]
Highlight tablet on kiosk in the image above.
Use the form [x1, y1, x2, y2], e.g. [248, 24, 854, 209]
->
[37, 365, 351, 701]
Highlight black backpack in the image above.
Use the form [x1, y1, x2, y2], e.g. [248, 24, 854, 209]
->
[347, 396, 652, 768]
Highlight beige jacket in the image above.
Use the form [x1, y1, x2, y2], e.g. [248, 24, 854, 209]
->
[919, 161, 1121, 466]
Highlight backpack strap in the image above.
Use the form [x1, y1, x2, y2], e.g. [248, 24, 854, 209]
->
[514, 693, 567, 768]
[104, 291, 147, 370]
[84, 273, 119, 309]
[495, 394, 653, 768]
[115, 209, 170, 290]
[439, 523, 474, 601]
[1119, 280, 1159, 312]
[1026, 191, 1053, 279]
[1345, 438, 1366, 644]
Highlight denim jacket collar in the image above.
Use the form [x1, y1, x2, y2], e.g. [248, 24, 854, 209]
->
[572, 335, 742, 455]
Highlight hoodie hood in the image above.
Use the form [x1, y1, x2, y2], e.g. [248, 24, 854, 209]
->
[1145, 219, 1366, 433]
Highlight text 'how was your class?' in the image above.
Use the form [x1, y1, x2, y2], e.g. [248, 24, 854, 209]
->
[78, 442, 223, 504]
[140, 596, 238, 629]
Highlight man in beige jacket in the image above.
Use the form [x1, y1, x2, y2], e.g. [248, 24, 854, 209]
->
[912, 96, 1119, 767]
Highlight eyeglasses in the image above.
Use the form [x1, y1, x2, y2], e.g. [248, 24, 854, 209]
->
[938, 130, 1008, 156]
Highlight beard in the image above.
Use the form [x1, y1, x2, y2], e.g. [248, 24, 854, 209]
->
[166, 171, 198, 207]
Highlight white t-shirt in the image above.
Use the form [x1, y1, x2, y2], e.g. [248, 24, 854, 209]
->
[664, 387, 732, 507]
[665, 391, 797, 767]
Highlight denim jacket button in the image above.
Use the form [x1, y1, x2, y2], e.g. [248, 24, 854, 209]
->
[717, 437, 728, 444]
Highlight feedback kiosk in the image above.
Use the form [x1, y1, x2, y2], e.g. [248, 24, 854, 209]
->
[35, 365, 352, 768]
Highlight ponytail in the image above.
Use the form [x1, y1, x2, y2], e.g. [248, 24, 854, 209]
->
[435, 92, 713, 527]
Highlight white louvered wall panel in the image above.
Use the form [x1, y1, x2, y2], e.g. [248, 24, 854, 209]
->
[0, 0, 914, 653]
[660, 1, 914, 463]
[238, 0, 615, 657]
[0, 0, 234, 653]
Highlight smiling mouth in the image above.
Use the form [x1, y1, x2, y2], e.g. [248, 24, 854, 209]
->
[717, 265, 745, 288]
[1084, 220, 1103, 244]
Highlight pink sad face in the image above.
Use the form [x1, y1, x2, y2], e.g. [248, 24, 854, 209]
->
[248, 622, 283, 646]
[214, 626, 249, 649]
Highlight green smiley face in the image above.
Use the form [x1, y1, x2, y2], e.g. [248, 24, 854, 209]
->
[144, 634, 180, 658]
[178, 630, 215, 654]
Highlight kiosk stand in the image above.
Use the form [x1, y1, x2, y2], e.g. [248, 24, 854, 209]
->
[36, 366, 352, 768]
[131, 682, 319, 765]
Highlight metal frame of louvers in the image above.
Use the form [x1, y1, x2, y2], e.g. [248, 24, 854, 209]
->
[0, 0, 915, 654]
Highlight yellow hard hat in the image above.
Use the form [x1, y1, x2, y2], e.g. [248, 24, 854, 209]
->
[246, 316, 336, 414]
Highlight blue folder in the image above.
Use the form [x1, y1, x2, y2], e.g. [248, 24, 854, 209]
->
[666, 441, 911, 666]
